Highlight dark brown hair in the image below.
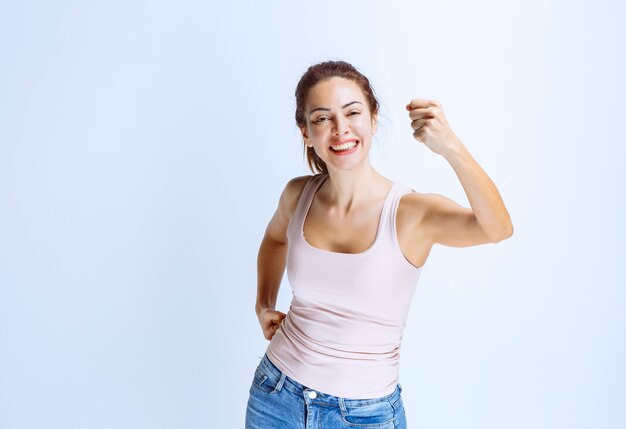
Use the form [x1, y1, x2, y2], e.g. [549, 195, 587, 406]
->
[295, 60, 380, 174]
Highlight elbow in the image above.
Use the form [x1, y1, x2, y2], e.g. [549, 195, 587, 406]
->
[491, 223, 514, 243]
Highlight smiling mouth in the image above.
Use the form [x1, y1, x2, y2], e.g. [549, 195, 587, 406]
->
[329, 140, 359, 152]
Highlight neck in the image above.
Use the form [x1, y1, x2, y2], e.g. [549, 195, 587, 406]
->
[322, 163, 388, 217]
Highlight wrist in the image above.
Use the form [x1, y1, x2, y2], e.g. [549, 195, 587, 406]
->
[442, 138, 468, 161]
[255, 303, 274, 315]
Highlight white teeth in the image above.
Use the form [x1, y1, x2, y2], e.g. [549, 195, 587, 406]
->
[331, 141, 358, 151]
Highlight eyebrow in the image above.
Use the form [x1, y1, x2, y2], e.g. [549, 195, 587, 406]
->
[308, 101, 363, 117]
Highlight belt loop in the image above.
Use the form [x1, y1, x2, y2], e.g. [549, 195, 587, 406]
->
[339, 397, 347, 416]
[274, 371, 287, 392]
[391, 383, 403, 410]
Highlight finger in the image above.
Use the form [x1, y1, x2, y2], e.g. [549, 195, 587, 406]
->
[407, 99, 433, 110]
[409, 108, 434, 120]
[411, 118, 429, 130]
[413, 129, 426, 142]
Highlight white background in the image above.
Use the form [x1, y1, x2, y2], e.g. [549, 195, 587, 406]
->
[1, 0, 624, 428]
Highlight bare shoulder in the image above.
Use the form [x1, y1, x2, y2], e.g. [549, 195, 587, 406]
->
[283, 174, 315, 216]
[397, 190, 432, 240]
[264, 175, 314, 244]
[397, 190, 430, 222]
[395, 190, 434, 268]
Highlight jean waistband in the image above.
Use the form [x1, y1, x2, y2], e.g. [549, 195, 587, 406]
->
[259, 352, 403, 408]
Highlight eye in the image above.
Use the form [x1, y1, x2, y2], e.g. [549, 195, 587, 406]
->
[349, 111, 360, 116]
[314, 117, 328, 124]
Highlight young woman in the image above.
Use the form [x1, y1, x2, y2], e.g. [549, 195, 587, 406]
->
[245, 60, 513, 428]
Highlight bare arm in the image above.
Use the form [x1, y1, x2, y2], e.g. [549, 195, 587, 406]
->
[255, 176, 311, 339]
[407, 99, 513, 246]
[443, 143, 513, 243]
[255, 236, 288, 315]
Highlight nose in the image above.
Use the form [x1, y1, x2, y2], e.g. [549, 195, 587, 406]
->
[333, 115, 351, 136]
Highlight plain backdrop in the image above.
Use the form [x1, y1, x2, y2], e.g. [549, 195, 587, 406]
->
[1, 0, 624, 428]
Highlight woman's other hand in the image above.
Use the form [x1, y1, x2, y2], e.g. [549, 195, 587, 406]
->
[257, 307, 287, 340]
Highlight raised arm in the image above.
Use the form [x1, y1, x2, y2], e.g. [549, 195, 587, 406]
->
[407, 99, 513, 246]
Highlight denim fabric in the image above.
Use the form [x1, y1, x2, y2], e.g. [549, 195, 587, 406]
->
[245, 353, 407, 428]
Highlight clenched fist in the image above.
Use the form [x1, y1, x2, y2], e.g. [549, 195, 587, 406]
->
[257, 307, 287, 341]
[406, 99, 463, 157]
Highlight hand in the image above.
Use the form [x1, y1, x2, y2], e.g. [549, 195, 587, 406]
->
[406, 99, 463, 157]
[257, 307, 287, 341]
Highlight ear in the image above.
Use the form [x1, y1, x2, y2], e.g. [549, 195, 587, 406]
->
[300, 126, 313, 148]
[371, 111, 378, 135]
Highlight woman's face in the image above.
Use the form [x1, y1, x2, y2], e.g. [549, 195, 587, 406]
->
[301, 77, 377, 171]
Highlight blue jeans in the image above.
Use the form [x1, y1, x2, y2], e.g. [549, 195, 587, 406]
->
[245, 353, 407, 428]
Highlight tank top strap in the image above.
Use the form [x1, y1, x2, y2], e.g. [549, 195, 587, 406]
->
[287, 174, 328, 236]
[377, 182, 416, 248]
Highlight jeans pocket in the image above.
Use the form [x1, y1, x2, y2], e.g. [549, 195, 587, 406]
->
[251, 363, 282, 395]
[341, 399, 395, 427]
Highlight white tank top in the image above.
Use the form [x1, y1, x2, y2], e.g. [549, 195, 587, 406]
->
[266, 173, 424, 399]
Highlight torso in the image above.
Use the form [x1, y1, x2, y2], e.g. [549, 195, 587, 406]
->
[297, 175, 433, 269]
